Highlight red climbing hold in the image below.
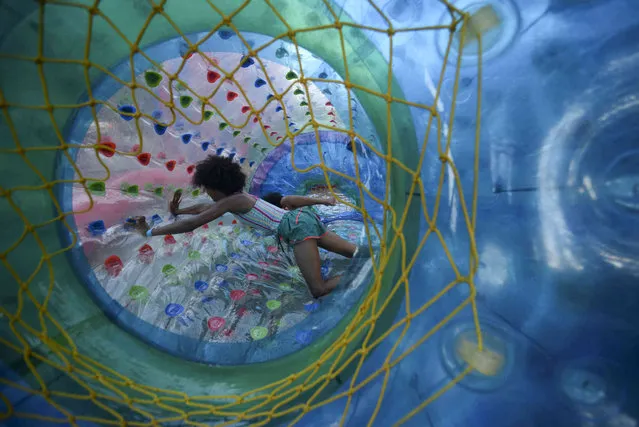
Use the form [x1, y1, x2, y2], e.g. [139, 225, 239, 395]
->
[325, 101, 333, 106]
[327, 111, 335, 116]
[230, 290, 246, 301]
[226, 91, 239, 102]
[104, 255, 123, 277]
[138, 244, 154, 263]
[224, 329, 233, 337]
[251, 288, 261, 295]
[277, 136, 282, 141]
[207, 317, 225, 332]
[98, 141, 116, 157]
[202, 224, 209, 229]
[270, 131, 277, 137]
[157, 151, 167, 160]
[207, 70, 221, 83]
[237, 307, 247, 317]
[185, 231, 194, 238]
[253, 116, 259, 123]
[164, 234, 176, 244]
[218, 221, 224, 226]
[241, 106, 250, 114]
[264, 125, 271, 130]
[165, 160, 176, 171]
[137, 152, 151, 166]
[186, 165, 195, 174]
[232, 219, 237, 225]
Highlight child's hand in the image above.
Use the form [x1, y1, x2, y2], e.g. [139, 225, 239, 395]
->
[323, 196, 337, 206]
[131, 216, 150, 236]
[169, 190, 182, 216]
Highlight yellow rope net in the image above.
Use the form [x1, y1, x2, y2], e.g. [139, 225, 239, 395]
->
[0, 0, 485, 425]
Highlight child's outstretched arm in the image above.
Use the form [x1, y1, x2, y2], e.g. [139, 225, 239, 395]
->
[134, 194, 242, 236]
[280, 195, 336, 210]
[169, 190, 212, 216]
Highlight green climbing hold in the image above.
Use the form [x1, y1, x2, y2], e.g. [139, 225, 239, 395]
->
[233, 226, 241, 234]
[191, 189, 200, 197]
[278, 283, 292, 291]
[266, 300, 281, 310]
[219, 122, 228, 130]
[293, 88, 304, 95]
[188, 250, 201, 260]
[243, 137, 251, 143]
[285, 71, 298, 80]
[87, 181, 105, 195]
[162, 264, 177, 276]
[144, 70, 162, 88]
[154, 186, 164, 197]
[252, 143, 260, 148]
[305, 112, 311, 116]
[203, 110, 214, 121]
[180, 95, 193, 108]
[300, 101, 308, 106]
[232, 130, 241, 137]
[250, 326, 268, 341]
[120, 183, 139, 196]
[260, 147, 268, 153]
[129, 285, 149, 301]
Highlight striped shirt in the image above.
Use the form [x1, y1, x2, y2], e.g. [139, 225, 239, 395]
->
[233, 197, 286, 233]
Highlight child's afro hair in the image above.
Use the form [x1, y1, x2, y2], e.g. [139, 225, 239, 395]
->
[192, 155, 246, 195]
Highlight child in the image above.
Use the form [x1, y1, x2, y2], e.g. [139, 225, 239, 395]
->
[132, 155, 359, 298]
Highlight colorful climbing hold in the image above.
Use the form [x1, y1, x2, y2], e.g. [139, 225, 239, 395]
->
[165, 160, 176, 171]
[243, 138, 251, 144]
[186, 165, 195, 174]
[275, 47, 288, 58]
[246, 273, 258, 281]
[203, 110, 214, 121]
[165, 303, 184, 317]
[226, 91, 239, 102]
[300, 101, 308, 106]
[218, 29, 234, 39]
[98, 141, 116, 157]
[258, 261, 269, 268]
[239, 157, 246, 164]
[266, 94, 274, 101]
[150, 214, 163, 226]
[207, 70, 221, 83]
[296, 330, 313, 345]
[249, 161, 255, 167]
[293, 88, 304, 95]
[285, 70, 298, 80]
[275, 106, 282, 112]
[129, 285, 149, 301]
[121, 184, 139, 196]
[88, 181, 106, 195]
[144, 70, 162, 88]
[266, 300, 281, 311]
[179, 95, 193, 108]
[325, 101, 333, 106]
[164, 235, 176, 245]
[207, 317, 225, 332]
[162, 264, 176, 276]
[241, 106, 251, 114]
[215, 264, 228, 273]
[216, 148, 224, 155]
[240, 56, 255, 68]
[304, 301, 320, 312]
[219, 122, 228, 131]
[201, 142, 210, 151]
[254, 78, 266, 88]
[279, 283, 292, 291]
[237, 307, 247, 317]
[318, 71, 328, 79]
[323, 88, 332, 95]
[194, 280, 208, 292]
[188, 250, 201, 260]
[87, 220, 106, 236]
[230, 290, 246, 301]
[270, 131, 277, 137]
[153, 186, 163, 197]
[218, 280, 230, 288]
[104, 255, 123, 277]
[232, 130, 241, 137]
[267, 245, 278, 253]
[118, 105, 136, 121]
[136, 152, 151, 166]
[181, 133, 192, 144]
[250, 326, 268, 340]
[138, 244, 154, 263]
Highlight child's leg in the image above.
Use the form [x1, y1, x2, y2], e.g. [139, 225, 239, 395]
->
[293, 239, 341, 298]
[318, 231, 357, 258]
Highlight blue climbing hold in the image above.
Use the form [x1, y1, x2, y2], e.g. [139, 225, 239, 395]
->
[289, 122, 296, 127]
[322, 88, 332, 95]
[216, 147, 224, 155]
[154, 123, 167, 135]
[230, 253, 241, 259]
[181, 133, 192, 144]
[152, 110, 163, 119]
[219, 280, 230, 288]
[296, 330, 313, 345]
[201, 296, 215, 304]
[266, 94, 274, 101]
[150, 214, 163, 226]
[319, 71, 328, 79]
[194, 280, 209, 292]
[215, 264, 228, 273]
[218, 30, 234, 39]
[249, 161, 255, 167]
[241, 240, 252, 246]
[118, 105, 136, 121]
[254, 78, 266, 88]
[275, 106, 282, 112]
[228, 152, 236, 160]
[240, 56, 255, 68]
[165, 303, 184, 317]
[201, 142, 210, 151]
[239, 157, 246, 164]
[304, 301, 320, 313]
[87, 220, 106, 236]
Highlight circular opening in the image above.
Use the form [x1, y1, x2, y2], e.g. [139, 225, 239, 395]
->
[59, 31, 383, 364]
[436, 0, 520, 65]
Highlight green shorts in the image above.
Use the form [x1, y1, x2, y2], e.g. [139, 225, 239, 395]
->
[277, 207, 327, 246]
